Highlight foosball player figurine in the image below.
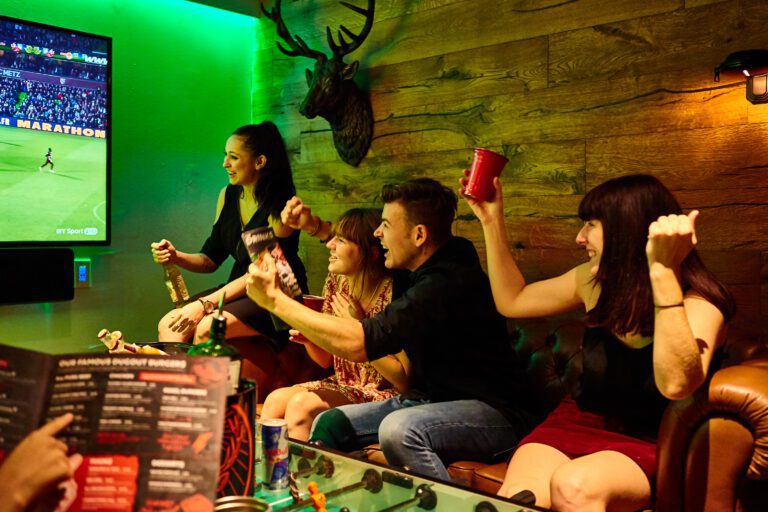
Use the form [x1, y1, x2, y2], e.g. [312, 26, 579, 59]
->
[308, 481, 327, 512]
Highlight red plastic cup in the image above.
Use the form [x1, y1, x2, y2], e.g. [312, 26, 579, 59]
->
[301, 294, 324, 312]
[291, 295, 325, 343]
[464, 148, 508, 202]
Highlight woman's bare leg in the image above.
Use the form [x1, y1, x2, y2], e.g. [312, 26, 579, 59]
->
[261, 386, 305, 420]
[498, 443, 570, 509]
[549, 450, 651, 512]
[283, 388, 352, 441]
[157, 309, 193, 342]
[194, 311, 257, 344]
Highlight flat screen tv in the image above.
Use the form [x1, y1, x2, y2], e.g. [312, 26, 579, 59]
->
[0, 16, 111, 246]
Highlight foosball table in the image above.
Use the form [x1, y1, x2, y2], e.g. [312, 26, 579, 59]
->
[215, 440, 547, 512]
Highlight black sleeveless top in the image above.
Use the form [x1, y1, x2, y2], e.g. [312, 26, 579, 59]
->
[200, 185, 308, 292]
[574, 327, 669, 440]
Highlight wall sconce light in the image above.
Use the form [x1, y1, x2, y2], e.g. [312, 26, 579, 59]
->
[714, 49, 768, 104]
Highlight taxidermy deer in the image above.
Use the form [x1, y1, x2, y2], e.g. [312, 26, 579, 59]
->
[261, 0, 375, 167]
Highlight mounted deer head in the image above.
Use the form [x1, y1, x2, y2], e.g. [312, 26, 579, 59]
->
[261, 0, 375, 167]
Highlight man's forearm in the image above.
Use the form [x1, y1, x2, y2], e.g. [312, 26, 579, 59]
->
[272, 294, 368, 362]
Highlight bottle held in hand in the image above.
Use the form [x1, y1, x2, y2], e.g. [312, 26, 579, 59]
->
[187, 293, 242, 396]
[163, 264, 190, 307]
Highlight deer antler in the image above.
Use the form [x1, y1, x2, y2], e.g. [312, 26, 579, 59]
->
[326, 0, 375, 61]
[261, 0, 327, 61]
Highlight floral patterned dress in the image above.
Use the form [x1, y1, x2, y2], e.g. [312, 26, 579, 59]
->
[297, 273, 396, 403]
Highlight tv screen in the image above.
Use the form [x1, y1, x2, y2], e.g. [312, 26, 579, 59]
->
[0, 16, 110, 246]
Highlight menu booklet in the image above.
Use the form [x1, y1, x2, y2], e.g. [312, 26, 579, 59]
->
[241, 226, 303, 331]
[0, 343, 228, 512]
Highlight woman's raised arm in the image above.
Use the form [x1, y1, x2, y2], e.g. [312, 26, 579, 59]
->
[647, 211, 726, 400]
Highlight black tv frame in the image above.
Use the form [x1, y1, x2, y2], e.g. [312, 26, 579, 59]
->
[0, 14, 112, 247]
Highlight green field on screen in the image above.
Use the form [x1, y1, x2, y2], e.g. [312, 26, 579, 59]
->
[0, 125, 107, 243]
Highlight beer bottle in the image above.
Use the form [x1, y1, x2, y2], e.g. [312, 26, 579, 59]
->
[163, 264, 189, 307]
[187, 293, 242, 396]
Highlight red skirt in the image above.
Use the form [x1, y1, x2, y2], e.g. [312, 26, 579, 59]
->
[518, 396, 657, 480]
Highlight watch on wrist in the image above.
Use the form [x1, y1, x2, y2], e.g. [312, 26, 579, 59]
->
[199, 298, 216, 315]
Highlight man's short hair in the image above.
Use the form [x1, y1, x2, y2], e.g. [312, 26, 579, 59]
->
[380, 178, 457, 245]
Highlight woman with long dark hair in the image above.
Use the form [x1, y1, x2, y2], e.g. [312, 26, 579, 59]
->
[151, 121, 307, 345]
[461, 173, 734, 511]
[260, 207, 410, 441]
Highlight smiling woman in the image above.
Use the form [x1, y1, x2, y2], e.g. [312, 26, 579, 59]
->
[576, 219, 603, 277]
[460, 172, 735, 511]
[150, 121, 308, 348]
[259, 207, 410, 441]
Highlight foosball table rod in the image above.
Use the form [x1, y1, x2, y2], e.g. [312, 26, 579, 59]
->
[281, 468, 383, 512]
[295, 455, 335, 479]
[376, 484, 437, 512]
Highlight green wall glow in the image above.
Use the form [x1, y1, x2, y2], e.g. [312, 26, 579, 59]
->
[0, 0, 256, 353]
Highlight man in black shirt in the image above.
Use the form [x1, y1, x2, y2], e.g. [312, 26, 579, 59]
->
[246, 178, 536, 481]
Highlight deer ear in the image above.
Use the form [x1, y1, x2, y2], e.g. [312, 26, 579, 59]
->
[305, 68, 313, 86]
[341, 61, 358, 80]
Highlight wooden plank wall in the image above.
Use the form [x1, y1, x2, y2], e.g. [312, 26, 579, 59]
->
[254, 0, 768, 345]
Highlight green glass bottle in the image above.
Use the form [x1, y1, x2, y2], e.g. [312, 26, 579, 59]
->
[187, 293, 242, 396]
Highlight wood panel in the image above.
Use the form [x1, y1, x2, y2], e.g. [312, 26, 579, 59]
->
[456, 189, 768, 252]
[465, 247, 759, 292]
[260, 0, 469, 30]
[290, 141, 585, 204]
[253, 0, 768, 343]
[699, 250, 761, 285]
[587, 124, 768, 191]
[255, 0, 472, 85]
[761, 252, 768, 340]
[259, 0, 681, 73]
[685, 0, 726, 7]
[253, 36, 550, 115]
[287, 70, 747, 165]
[550, 1, 768, 86]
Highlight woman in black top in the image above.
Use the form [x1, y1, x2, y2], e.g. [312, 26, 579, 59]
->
[151, 122, 307, 345]
[461, 173, 734, 511]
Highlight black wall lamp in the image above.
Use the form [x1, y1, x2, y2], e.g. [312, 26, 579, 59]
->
[714, 50, 768, 104]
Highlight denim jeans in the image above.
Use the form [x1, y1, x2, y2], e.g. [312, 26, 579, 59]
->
[309, 396, 521, 481]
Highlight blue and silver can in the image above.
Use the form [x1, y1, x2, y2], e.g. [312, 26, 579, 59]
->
[261, 418, 289, 492]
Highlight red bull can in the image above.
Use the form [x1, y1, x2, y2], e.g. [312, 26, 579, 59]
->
[261, 419, 289, 492]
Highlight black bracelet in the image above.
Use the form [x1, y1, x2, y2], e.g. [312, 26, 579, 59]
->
[654, 302, 684, 309]
[318, 222, 333, 244]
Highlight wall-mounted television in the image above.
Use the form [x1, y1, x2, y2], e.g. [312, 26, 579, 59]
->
[0, 15, 111, 246]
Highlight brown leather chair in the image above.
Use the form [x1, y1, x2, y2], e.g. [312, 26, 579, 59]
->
[364, 318, 768, 510]
[655, 353, 768, 510]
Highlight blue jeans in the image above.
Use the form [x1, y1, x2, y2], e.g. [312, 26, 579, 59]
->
[309, 396, 520, 481]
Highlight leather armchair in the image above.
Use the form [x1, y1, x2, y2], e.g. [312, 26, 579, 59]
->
[656, 357, 768, 511]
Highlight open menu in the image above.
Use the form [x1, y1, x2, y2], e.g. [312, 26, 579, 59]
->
[242, 226, 302, 331]
[0, 343, 228, 512]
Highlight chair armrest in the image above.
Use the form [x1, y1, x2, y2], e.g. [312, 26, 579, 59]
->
[656, 358, 768, 511]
